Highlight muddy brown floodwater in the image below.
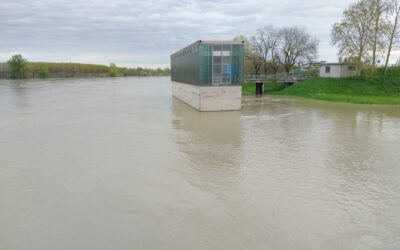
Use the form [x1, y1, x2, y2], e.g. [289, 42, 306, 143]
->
[1, 77, 400, 250]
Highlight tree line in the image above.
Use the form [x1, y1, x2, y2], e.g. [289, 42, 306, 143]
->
[237, 0, 400, 77]
[331, 0, 400, 76]
[234, 26, 319, 75]
[1, 55, 170, 79]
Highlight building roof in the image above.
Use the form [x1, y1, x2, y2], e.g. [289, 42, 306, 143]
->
[171, 40, 244, 57]
[320, 62, 356, 66]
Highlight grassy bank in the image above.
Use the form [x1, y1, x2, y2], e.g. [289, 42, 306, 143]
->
[243, 68, 400, 105]
[271, 77, 400, 104]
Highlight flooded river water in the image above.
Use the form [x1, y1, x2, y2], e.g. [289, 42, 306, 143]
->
[1, 77, 399, 249]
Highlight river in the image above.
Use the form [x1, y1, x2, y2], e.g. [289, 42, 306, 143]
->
[1, 77, 399, 249]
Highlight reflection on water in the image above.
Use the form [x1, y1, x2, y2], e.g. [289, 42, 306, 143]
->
[170, 98, 243, 190]
[1, 77, 400, 250]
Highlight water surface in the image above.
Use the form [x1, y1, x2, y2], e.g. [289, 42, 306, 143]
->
[1, 77, 399, 249]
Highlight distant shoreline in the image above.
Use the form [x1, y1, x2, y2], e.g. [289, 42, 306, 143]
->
[0, 61, 170, 80]
[0, 75, 171, 81]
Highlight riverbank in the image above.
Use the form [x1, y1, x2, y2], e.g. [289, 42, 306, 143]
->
[0, 61, 170, 79]
[243, 71, 400, 105]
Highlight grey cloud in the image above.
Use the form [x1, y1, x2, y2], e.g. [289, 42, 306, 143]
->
[0, 0, 356, 67]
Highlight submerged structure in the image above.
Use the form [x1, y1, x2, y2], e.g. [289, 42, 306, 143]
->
[170, 40, 244, 111]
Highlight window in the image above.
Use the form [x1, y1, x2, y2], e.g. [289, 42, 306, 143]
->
[212, 44, 232, 85]
[222, 45, 231, 51]
[348, 66, 355, 71]
[213, 51, 222, 56]
[213, 45, 222, 51]
[213, 65, 221, 75]
[213, 56, 221, 64]
[222, 64, 231, 75]
[325, 66, 330, 74]
[222, 56, 231, 63]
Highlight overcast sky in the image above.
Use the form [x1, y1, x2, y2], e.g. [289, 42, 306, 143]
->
[0, 0, 358, 68]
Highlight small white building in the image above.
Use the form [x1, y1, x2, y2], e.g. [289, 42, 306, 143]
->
[319, 63, 357, 78]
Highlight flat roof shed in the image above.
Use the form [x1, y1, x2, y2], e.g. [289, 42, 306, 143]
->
[320, 63, 357, 78]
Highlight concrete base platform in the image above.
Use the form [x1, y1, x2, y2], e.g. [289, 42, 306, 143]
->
[172, 81, 242, 111]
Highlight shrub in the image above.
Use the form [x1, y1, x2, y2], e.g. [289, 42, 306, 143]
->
[37, 68, 50, 78]
[7, 55, 27, 79]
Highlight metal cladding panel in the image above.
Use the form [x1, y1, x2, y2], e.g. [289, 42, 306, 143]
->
[231, 44, 244, 84]
[199, 44, 212, 84]
[170, 43, 201, 84]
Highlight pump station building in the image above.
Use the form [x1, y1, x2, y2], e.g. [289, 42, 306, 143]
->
[319, 63, 357, 78]
[170, 40, 244, 111]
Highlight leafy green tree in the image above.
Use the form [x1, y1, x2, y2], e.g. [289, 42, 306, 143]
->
[384, 0, 400, 76]
[331, 0, 389, 75]
[7, 54, 27, 79]
[109, 63, 118, 77]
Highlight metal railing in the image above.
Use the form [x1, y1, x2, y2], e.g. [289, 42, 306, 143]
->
[244, 72, 319, 82]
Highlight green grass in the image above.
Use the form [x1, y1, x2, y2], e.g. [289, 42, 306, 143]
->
[243, 68, 400, 105]
[272, 77, 400, 105]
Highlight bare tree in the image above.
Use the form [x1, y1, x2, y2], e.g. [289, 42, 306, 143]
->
[248, 43, 264, 75]
[249, 26, 281, 74]
[384, 0, 400, 75]
[233, 35, 266, 75]
[332, 0, 376, 75]
[251, 53, 264, 75]
[248, 26, 318, 74]
[250, 31, 264, 73]
[277, 27, 319, 73]
[260, 26, 280, 74]
[251, 29, 269, 74]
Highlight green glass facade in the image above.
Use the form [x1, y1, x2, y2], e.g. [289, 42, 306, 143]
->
[171, 41, 244, 86]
